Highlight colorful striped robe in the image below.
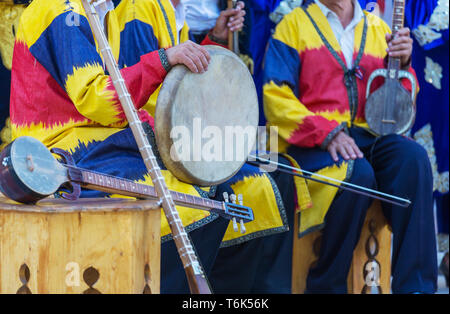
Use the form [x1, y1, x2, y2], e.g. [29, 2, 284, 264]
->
[10, 0, 293, 246]
[263, 0, 418, 236]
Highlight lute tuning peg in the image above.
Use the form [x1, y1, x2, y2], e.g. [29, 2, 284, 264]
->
[223, 192, 229, 203]
[238, 194, 246, 234]
[229, 194, 239, 232]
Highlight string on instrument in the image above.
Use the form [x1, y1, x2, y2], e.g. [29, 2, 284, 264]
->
[247, 155, 411, 208]
[80, 0, 212, 294]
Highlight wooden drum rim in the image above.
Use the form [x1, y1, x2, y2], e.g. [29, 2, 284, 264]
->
[155, 45, 259, 186]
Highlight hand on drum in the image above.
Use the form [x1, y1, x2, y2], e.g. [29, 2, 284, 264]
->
[210, 1, 246, 42]
[326, 131, 364, 162]
[165, 41, 211, 73]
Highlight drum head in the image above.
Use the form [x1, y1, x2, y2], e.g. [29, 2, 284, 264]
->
[155, 46, 259, 186]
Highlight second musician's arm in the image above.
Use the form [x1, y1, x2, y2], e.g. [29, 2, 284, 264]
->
[201, 1, 246, 49]
[27, 11, 168, 127]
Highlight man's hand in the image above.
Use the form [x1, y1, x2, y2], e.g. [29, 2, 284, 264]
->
[210, 1, 246, 42]
[386, 27, 413, 68]
[327, 131, 364, 162]
[165, 41, 211, 73]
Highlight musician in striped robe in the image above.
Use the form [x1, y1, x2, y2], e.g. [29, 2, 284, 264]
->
[263, 0, 438, 293]
[114, 0, 311, 293]
[10, 0, 305, 293]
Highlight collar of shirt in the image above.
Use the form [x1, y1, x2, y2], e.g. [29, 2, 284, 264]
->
[184, 0, 220, 34]
[315, 0, 364, 33]
[315, 0, 365, 68]
[93, 0, 115, 31]
[168, 0, 187, 44]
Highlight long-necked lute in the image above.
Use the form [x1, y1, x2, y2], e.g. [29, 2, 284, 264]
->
[80, 0, 212, 294]
[365, 0, 417, 136]
[227, 0, 240, 55]
[0, 136, 253, 228]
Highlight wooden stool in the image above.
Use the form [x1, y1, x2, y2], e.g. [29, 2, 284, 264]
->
[0, 197, 161, 294]
[292, 201, 392, 294]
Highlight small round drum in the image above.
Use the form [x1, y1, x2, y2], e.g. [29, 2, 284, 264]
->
[155, 46, 259, 186]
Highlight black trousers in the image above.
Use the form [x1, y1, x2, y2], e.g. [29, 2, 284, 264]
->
[209, 156, 297, 293]
[304, 128, 438, 294]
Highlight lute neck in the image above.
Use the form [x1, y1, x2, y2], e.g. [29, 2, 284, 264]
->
[387, 0, 406, 72]
[64, 165, 224, 212]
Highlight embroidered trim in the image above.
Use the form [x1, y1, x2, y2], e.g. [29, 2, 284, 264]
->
[156, 0, 175, 47]
[269, 0, 304, 24]
[207, 32, 228, 46]
[192, 185, 217, 199]
[220, 173, 290, 248]
[158, 48, 172, 72]
[161, 213, 220, 244]
[302, 7, 368, 126]
[298, 220, 325, 238]
[424, 56, 443, 90]
[297, 157, 355, 238]
[414, 124, 449, 194]
[142, 122, 166, 170]
[412, 0, 449, 46]
[320, 123, 347, 150]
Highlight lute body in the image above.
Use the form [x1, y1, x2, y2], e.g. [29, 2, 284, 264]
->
[365, 0, 416, 136]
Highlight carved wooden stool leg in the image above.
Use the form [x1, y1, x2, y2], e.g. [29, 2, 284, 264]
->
[348, 201, 392, 294]
[292, 201, 392, 294]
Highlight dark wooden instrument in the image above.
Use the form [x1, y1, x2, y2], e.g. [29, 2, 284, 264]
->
[365, 0, 417, 136]
[247, 154, 411, 208]
[227, 0, 240, 54]
[80, 0, 218, 294]
[0, 136, 254, 225]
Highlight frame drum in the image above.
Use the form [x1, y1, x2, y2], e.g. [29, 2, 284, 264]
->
[155, 46, 259, 186]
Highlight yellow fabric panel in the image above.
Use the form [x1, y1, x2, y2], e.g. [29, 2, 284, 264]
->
[106, 9, 121, 63]
[263, 82, 315, 149]
[108, 169, 213, 238]
[280, 154, 313, 212]
[221, 174, 284, 243]
[136, 0, 192, 119]
[352, 117, 370, 130]
[158, 170, 213, 237]
[275, 5, 390, 63]
[115, 0, 191, 117]
[180, 21, 190, 43]
[145, 85, 161, 118]
[16, 0, 85, 46]
[315, 109, 351, 126]
[115, 0, 174, 48]
[273, 6, 341, 53]
[12, 122, 123, 153]
[358, 11, 391, 59]
[64, 63, 123, 126]
[302, 5, 343, 53]
[298, 162, 348, 235]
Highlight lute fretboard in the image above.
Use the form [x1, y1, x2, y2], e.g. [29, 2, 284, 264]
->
[387, 0, 406, 73]
[65, 165, 225, 213]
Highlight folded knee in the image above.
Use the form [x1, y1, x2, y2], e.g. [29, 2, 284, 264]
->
[394, 139, 432, 175]
[347, 159, 377, 189]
